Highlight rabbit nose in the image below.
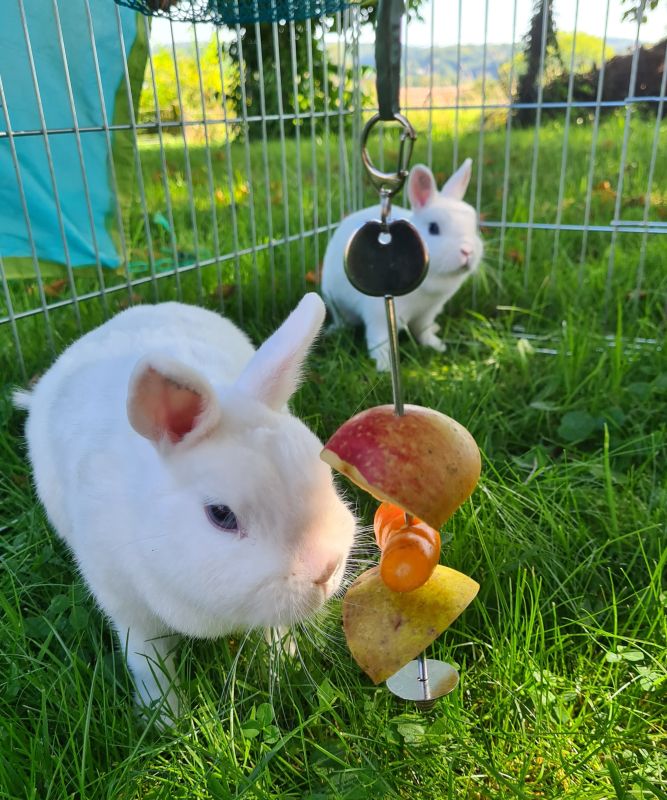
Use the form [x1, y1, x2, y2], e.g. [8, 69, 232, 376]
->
[459, 245, 474, 269]
[313, 558, 341, 586]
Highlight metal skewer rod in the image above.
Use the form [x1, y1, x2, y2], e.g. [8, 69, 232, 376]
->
[384, 294, 404, 416]
[384, 292, 430, 704]
[416, 651, 430, 701]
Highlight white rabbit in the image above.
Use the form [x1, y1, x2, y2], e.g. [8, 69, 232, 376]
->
[322, 159, 484, 371]
[14, 294, 355, 723]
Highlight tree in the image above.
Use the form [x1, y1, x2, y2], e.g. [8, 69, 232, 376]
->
[498, 33, 615, 98]
[620, 0, 663, 22]
[226, 0, 427, 139]
[515, 0, 562, 125]
[557, 32, 615, 74]
[227, 20, 353, 140]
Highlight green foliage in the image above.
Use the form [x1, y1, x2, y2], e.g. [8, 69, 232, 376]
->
[139, 38, 240, 140]
[621, 0, 663, 22]
[227, 21, 367, 140]
[499, 31, 616, 97]
[557, 31, 615, 73]
[222, 0, 428, 139]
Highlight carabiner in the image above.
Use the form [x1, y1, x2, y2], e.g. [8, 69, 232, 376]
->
[360, 112, 417, 198]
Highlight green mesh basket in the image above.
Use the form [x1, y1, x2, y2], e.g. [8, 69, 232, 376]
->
[113, 0, 351, 25]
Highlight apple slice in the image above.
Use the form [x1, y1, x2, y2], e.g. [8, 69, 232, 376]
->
[321, 404, 480, 529]
[343, 565, 479, 684]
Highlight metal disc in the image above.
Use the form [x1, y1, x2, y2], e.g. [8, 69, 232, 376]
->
[386, 659, 459, 708]
[344, 218, 429, 297]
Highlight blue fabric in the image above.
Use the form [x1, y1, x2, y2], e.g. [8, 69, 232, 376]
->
[115, 0, 349, 25]
[0, 0, 139, 272]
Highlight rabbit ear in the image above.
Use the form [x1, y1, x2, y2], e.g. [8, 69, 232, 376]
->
[236, 293, 326, 411]
[441, 158, 472, 200]
[127, 357, 221, 447]
[407, 164, 438, 209]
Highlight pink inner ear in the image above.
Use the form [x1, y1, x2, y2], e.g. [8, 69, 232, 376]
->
[132, 367, 205, 444]
[161, 383, 204, 443]
[409, 168, 435, 209]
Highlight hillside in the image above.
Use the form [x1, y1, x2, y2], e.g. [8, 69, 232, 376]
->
[357, 42, 513, 84]
[160, 36, 640, 94]
[355, 38, 637, 87]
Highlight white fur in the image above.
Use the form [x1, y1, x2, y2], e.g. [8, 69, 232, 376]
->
[322, 159, 484, 370]
[16, 295, 355, 722]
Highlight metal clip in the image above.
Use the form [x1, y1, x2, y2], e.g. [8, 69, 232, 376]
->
[379, 189, 392, 230]
[360, 112, 417, 199]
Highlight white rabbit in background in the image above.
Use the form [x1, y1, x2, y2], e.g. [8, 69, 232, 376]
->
[14, 294, 355, 723]
[322, 159, 484, 371]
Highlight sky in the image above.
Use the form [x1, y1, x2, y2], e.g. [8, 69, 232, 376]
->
[387, 0, 667, 47]
[151, 0, 667, 46]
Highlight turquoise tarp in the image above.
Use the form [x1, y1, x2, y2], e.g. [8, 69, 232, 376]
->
[0, 0, 145, 279]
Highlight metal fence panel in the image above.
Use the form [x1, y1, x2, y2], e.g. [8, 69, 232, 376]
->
[1, 0, 665, 383]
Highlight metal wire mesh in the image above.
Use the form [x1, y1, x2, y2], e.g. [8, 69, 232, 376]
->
[114, 0, 350, 25]
[1, 0, 665, 383]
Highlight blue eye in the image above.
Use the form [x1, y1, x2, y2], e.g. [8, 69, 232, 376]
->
[428, 222, 440, 235]
[205, 504, 238, 531]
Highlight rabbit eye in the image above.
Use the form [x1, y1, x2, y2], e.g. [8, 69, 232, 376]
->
[205, 504, 238, 531]
[428, 222, 440, 235]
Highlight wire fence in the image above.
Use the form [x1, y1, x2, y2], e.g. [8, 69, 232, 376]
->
[1, 0, 665, 382]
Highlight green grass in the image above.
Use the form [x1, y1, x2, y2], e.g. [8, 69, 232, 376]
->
[1, 113, 666, 798]
[2, 110, 666, 376]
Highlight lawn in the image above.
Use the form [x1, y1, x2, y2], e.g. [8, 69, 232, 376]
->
[1, 111, 665, 798]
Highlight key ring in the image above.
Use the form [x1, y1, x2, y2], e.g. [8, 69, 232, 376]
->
[360, 112, 417, 199]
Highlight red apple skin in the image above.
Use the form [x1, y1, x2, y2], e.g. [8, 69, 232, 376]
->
[321, 404, 480, 529]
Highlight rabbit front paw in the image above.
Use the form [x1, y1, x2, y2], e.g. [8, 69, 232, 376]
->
[419, 333, 447, 353]
[371, 345, 392, 372]
[265, 626, 298, 658]
[416, 324, 447, 353]
[123, 628, 181, 728]
[135, 682, 181, 730]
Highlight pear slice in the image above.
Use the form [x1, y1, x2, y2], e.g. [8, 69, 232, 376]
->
[342, 565, 479, 684]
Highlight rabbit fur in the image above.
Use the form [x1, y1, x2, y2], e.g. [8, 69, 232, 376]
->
[321, 159, 484, 370]
[15, 294, 355, 723]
